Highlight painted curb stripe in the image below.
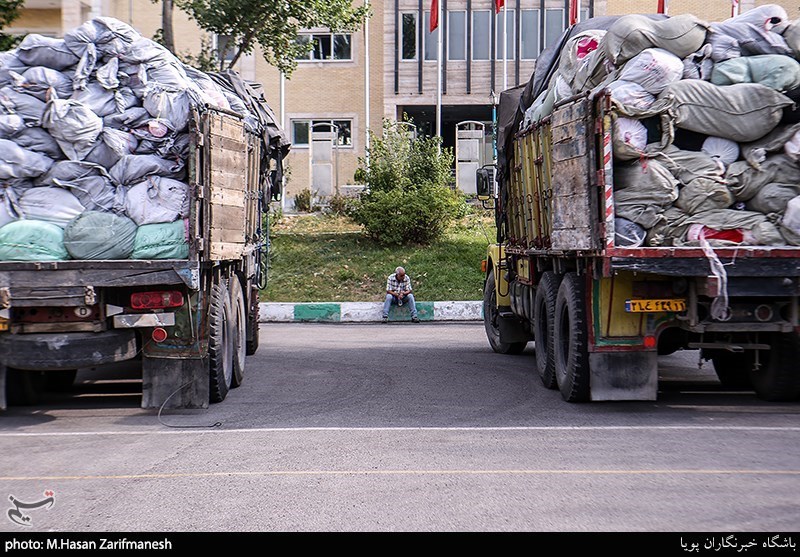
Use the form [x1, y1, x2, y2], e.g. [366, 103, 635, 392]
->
[259, 302, 483, 323]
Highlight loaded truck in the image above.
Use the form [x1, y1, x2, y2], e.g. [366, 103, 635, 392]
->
[0, 19, 288, 409]
[479, 12, 800, 403]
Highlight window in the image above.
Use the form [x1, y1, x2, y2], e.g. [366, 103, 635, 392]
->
[521, 9, 540, 59]
[545, 9, 564, 48]
[401, 13, 417, 60]
[472, 10, 490, 61]
[424, 12, 442, 60]
[216, 34, 236, 64]
[496, 9, 515, 60]
[423, 12, 439, 61]
[290, 119, 353, 147]
[448, 11, 466, 61]
[292, 120, 309, 146]
[295, 33, 352, 61]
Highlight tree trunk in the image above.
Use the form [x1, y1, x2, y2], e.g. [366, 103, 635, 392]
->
[162, 0, 175, 53]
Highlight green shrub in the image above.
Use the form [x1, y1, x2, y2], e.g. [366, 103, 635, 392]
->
[350, 119, 463, 245]
[350, 183, 463, 245]
[327, 193, 354, 216]
[294, 188, 313, 213]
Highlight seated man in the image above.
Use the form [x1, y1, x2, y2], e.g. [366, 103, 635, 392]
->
[382, 266, 419, 323]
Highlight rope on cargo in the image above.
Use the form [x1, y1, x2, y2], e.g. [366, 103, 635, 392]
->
[157, 380, 223, 429]
[699, 231, 730, 322]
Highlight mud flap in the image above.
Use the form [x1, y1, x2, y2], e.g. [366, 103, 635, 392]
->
[498, 312, 534, 344]
[141, 356, 210, 409]
[589, 351, 658, 401]
[0, 363, 6, 411]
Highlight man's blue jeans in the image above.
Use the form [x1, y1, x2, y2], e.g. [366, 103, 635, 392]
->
[383, 293, 418, 318]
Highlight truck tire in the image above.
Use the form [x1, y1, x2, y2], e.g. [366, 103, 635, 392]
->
[534, 272, 560, 389]
[228, 275, 247, 388]
[749, 333, 800, 401]
[483, 269, 526, 355]
[6, 368, 45, 406]
[209, 281, 234, 403]
[554, 273, 591, 402]
[707, 350, 753, 389]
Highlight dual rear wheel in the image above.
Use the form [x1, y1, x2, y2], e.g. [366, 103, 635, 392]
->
[209, 274, 250, 403]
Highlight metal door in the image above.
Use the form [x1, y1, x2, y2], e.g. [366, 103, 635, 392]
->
[310, 124, 338, 199]
[456, 121, 486, 195]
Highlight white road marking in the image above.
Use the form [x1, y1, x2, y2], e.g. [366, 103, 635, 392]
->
[0, 425, 799, 437]
[2, 468, 800, 482]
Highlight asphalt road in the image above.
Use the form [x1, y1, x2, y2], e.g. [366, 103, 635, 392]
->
[1, 322, 799, 534]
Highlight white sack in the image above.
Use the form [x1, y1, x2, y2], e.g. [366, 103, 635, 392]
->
[17, 186, 84, 228]
[0, 138, 54, 179]
[124, 175, 189, 225]
[619, 48, 684, 95]
[41, 97, 103, 160]
[702, 137, 740, 166]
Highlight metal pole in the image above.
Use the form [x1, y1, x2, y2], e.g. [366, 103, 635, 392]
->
[436, 0, 443, 145]
[502, 3, 508, 91]
[365, 0, 371, 170]
[491, 92, 498, 164]
[280, 71, 286, 212]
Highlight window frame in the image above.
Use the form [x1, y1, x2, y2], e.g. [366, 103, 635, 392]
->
[423, 11, 440, 62]
[400, 11, 418, 61]
[544, 8, 565, 49]
[520, 9, 540, 60]
[295, 32, 353, 62]
[471, 9, 491, 61]
[215, 34, 237, 64]
[448, 10, 467, 61]
[495, 9, 515, 61]
[290, 118, 354, 149]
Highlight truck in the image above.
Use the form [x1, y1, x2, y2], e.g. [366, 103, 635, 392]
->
[0, 75, 288, 410]
[479, 15, 800, 403]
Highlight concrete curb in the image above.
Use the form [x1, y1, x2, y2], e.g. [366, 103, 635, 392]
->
[259, 301, 483, 323]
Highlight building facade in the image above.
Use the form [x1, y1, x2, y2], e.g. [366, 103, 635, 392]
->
[5, 0, 788, 206]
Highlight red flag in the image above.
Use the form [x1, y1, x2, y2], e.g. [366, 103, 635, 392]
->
[430, 0, 439, 31]
[494, 0, 504, 14]
[657, 0, 668, 14]
[569, 0, 578, 25]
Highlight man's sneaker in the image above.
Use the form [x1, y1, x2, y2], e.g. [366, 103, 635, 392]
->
[398, 299, 403, 307]
[382, 316, 389, 323]
[411, 316, 420, 323]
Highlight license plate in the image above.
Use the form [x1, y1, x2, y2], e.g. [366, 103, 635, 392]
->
[0, 319, 7, 332]
[625, 299, 687, 313]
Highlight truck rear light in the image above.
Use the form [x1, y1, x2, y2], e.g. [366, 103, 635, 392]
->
[131, 291, 184, 310]
[643, 335, 657, 349]
[755, 304, 773, 322]
[152, 327, 169, 342]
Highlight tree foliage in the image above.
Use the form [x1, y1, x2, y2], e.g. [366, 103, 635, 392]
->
[175, 0, 370, 75]
[0, 0, 24, 51]
[349, 120, 464, 246]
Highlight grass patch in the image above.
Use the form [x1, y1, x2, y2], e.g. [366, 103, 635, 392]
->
[263, 209, 496, 302]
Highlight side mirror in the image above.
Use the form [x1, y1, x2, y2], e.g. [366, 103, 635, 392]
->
[476, 166, 494, 200]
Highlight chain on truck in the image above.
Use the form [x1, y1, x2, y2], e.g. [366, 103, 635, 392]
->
[0, 19, 290, 409]
[479, 11, 800, 403]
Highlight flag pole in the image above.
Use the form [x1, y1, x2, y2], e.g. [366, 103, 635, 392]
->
[365, 0, 370, 169]
[436, 0, 442, 145]
[502, 2, 507, 91]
